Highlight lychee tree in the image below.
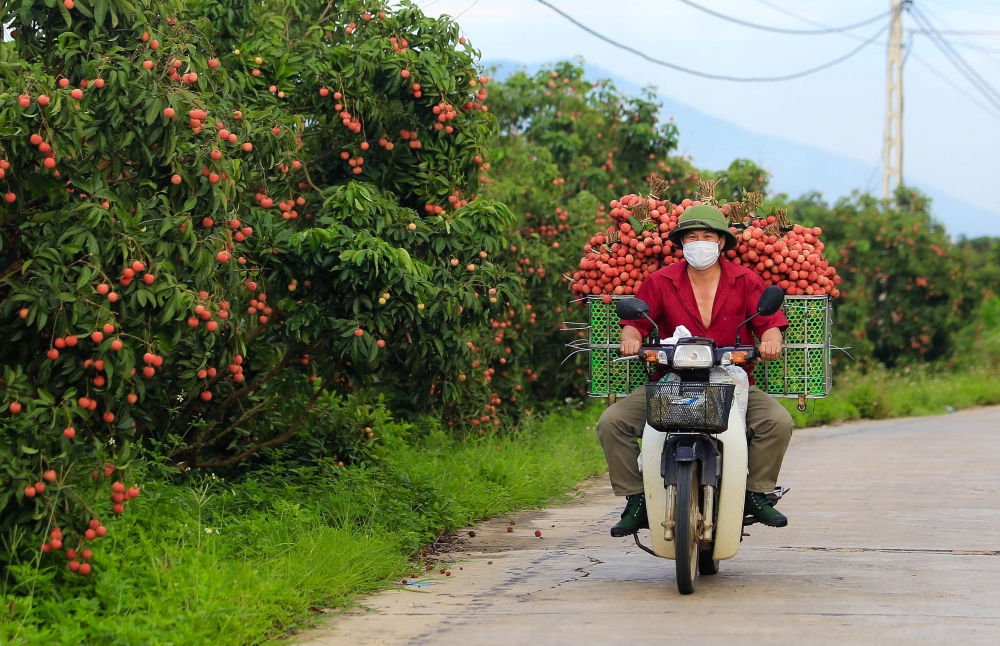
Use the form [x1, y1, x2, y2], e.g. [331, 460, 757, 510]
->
[0, 0, 309, 565]
[182, 0, 521, 425]
[482, 61, 769, 402]
[0, 0, 518, 568]
[786, 187, 976, 367]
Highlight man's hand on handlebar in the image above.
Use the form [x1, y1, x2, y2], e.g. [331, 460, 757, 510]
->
[619, 325, 643, 356]
[619, 324, 783, 361]
[758, 327, 783, 361]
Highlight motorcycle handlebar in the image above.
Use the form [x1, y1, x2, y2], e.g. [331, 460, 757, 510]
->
[616, 344, 761, 366]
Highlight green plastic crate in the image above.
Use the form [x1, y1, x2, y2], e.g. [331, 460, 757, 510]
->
[586, 295, 832, 400]
[587, 297, 645, 398]
[753, 296, 832, 399]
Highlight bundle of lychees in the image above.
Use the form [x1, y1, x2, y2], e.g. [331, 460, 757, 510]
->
[570, 179, 840, 301]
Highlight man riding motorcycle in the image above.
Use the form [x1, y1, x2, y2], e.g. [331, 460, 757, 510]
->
[596, 205, 795, 537]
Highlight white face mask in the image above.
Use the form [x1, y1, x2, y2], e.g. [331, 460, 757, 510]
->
[683, 240, 721, 271]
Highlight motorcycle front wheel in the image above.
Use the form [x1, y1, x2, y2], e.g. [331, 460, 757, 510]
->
[674, 461, 700, 595]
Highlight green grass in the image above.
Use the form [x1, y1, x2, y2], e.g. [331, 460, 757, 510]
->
[8, 365, 996, 645]
[780, 365, 1000, 428]
[0, 405, 606, 645]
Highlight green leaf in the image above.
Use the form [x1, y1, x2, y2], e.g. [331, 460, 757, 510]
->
[71, 177, 96, 195]
[94, 0, 107, 26]
[58, 2, 72, 27]
[94, 188, 119, 203]
[144, 97, 164, 126]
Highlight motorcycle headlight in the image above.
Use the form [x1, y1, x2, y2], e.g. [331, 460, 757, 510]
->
[672, 344, 714, 368]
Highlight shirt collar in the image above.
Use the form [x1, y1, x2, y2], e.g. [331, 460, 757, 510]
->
[667, 259, 739, 331]
[666, 258, 737, 286]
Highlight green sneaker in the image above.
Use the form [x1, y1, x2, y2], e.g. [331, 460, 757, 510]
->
[610, 493, 649, 537]
[745, 491, 788, 527]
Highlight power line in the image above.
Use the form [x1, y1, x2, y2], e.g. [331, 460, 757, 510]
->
[750, 0, 838, 30]
[910, 29, 1000, 37]
[911, 8, 1000, 106]
[908, 6, 1000, 112]
[922, 0, 1000, 19]
[674, 0, 890, 36]
[743, 3, 1000, 135]
[453, 0, 480, 19]
[911, 51, 1000, 121]
[533, 0, 889, 83]
[914, 32, 1000, 55]
[749, 0, 889, 48]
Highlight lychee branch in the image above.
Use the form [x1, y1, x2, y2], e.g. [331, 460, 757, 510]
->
[193, 389, 323, 469]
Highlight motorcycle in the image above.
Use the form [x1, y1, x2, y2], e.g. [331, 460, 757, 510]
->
[614, 285, 787, 595]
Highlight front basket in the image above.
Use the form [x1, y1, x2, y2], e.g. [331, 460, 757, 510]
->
[645, 381, 735, 433]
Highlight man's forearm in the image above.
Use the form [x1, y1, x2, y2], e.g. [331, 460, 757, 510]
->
[620, 325, 643, 355]
[758, 326, 783, 361]
[760, 327, 782, 344]
[621, 326, 642, 344]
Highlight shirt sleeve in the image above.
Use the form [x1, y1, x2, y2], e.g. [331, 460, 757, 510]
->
[746, 274, 788, 339]
[619, 279, 662, 339]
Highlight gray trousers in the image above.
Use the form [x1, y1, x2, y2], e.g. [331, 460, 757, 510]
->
[596, 386, 794, 496]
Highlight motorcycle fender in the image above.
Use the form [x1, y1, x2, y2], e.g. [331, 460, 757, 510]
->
[712, 402, 749, 561]
[661, 435, 720, 487]
[640, 423, 675, 559]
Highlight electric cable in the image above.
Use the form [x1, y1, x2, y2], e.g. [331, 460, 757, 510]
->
[674, 0, 890, 36]
[533, 0, 889, 83]
[912, 3, 1000, 72]
[909, 29, 1000, 37]
[911, 51, 1000, 120]
[749, 0, 881, 45]
[908, 6, 1000, 111]
[913, 33, 1000, 55]
[750, 0, 835, 30]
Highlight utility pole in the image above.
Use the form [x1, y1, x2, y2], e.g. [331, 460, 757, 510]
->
[883, 0, 905, 199]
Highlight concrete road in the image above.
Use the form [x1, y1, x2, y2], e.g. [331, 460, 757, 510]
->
[298, 407, 1000, 645]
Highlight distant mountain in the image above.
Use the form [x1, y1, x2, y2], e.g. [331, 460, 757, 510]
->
[486, 59, 999, 240]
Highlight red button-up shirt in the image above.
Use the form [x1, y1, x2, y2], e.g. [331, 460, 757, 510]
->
[620, 259, 788, 385]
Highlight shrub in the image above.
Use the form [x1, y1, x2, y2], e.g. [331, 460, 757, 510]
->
[0, 0, 515, 567]
[787, 187, 977, 367]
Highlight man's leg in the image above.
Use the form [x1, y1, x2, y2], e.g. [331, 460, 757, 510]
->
[595, 389, 649, 536]
[595, 389, 647, 496]
[744, 385, 794, 526]
[745, 386, 795, 492]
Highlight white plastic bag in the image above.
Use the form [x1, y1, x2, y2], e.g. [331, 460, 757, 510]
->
[661, 325, 692, 345]
[710, 365, 749, 426]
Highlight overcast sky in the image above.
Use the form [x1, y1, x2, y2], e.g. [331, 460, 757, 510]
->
[424, 0, 1000, 231]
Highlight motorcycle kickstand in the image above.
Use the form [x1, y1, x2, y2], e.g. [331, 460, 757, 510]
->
[633, 532, 659, 557]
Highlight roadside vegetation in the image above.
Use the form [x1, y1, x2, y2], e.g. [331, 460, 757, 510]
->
[2, 0, 1000, 643]
[784, 364, 1000, 428]
[1, 403, 605, 644]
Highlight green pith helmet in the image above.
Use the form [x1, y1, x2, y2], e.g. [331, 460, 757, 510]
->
[668, 204, 739, 252]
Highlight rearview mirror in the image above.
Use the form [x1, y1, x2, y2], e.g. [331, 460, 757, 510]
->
[615, 297, 650, 321]
[757, 286, 785, 317]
